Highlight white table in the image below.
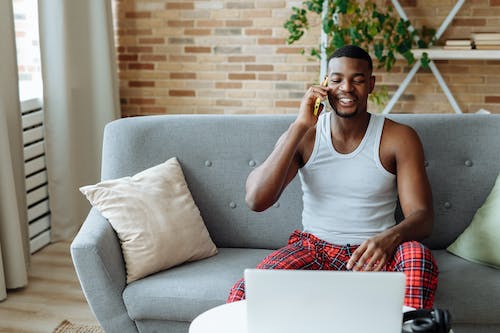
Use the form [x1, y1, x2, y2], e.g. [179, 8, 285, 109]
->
[190, 301, 247, 333]
[189, 300, 416, 333]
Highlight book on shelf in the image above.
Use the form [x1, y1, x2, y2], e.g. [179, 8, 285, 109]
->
[443, 45, 472, 50]
[474, 45, 500, 50]
[474, 40, 500, 46]
[471, 32, 500, 41]
[445, 39, 472, 46]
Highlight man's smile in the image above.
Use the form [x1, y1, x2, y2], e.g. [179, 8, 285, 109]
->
[336, 95, 357, 107]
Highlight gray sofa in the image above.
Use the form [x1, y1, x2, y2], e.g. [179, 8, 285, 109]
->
[71, 114, 500, 333]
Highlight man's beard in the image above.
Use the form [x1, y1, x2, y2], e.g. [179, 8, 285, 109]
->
[333, 107, 358, 118]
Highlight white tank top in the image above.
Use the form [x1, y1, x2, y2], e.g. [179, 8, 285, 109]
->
[298, 111, 397, 245]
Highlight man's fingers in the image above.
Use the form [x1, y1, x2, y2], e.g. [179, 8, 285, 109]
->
[354, 251, 372, 271]
[363, 256, 378, 271]
[346, 255, 357, 270]
[309, 85, 328, 97]
[347, 244, 365, 270]
[373, 259, 386, 271]
[348, 243, 387, 271]
[364, 253, 386, 271]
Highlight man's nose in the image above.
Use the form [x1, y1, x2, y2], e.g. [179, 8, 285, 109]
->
[340, 80, 353, 92]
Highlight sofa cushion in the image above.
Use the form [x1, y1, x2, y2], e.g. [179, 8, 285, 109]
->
[432, 250, 500, 324]
[126, 249, 500, 325]
[79, 157, 217, 283]
[447, 173, 500, 269]
[123, 248, 272, 322]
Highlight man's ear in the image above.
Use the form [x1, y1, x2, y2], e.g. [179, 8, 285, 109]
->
[369, 75, 376, 93]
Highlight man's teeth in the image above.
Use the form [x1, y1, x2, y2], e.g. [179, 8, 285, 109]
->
[340, 98, 354, 103]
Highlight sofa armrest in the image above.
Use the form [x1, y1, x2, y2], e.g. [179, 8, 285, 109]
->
[70, 207, 138, 333]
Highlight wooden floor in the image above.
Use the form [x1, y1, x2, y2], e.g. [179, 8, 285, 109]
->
[0, 241, 100, 333]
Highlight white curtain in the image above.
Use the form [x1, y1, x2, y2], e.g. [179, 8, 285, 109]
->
[0, 0, 30, 301]
[38, 0, 120, 241]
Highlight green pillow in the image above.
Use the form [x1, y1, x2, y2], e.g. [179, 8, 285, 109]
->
[447, 173, 500, 269]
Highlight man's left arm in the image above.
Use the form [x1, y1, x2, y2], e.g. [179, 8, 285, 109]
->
[347, 124, 433, 271]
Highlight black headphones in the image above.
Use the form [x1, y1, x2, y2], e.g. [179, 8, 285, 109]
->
[402, 309, 451, 333]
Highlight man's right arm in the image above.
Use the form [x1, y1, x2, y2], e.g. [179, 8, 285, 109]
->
[245, 83, 329, 212]
[245, 122, 309, 212]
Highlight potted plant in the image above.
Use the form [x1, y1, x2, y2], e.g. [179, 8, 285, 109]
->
[284, 0, 435, 109]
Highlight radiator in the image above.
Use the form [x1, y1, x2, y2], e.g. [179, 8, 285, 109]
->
[21, 98, 51, 253]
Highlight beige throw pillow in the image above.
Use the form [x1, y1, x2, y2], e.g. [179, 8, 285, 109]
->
[80, 157, 218, 283]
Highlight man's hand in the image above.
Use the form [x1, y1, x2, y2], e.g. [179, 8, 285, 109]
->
[346, 230, 401, 271]
[296, 82, 329, 128]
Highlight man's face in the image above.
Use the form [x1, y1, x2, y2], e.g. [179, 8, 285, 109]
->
[326, 57, 375, 118]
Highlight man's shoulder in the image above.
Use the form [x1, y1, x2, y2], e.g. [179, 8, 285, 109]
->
[382, 117, 420, 141]
[380, 117, 424, 159]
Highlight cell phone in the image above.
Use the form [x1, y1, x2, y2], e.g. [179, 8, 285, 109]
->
[313, 76, 329, 116]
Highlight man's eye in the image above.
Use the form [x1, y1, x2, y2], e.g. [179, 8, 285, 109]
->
[331, 80, 341, 83]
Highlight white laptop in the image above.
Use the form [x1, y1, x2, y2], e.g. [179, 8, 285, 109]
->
[244, 269, 406, 333]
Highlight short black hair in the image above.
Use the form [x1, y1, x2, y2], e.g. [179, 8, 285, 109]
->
[328, 45, 373, 71]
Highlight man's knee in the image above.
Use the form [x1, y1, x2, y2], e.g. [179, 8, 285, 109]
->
[227, 278, 245, 303]
[396, 241, 437, 271]
[399, 241, 433, 258]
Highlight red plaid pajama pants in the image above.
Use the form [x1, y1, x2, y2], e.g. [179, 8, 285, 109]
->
[227, 230, 439, 309]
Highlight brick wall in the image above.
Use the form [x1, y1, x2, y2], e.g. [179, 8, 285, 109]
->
[113, 0, 500, 116]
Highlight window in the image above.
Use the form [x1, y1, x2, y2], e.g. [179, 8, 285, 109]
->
[13, 0, 43, 101]
[13, 0, 50, 253]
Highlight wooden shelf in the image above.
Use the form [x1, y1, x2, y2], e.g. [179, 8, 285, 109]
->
[411, 47, 500, 60]
[383, 0, 500, 114]
[318, 0, 500, 113]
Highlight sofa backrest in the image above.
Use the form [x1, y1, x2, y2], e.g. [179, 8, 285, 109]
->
[101, 114, 500, 250]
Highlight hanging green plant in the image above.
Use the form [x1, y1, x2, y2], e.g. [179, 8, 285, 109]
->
[284, 0, 435, 109]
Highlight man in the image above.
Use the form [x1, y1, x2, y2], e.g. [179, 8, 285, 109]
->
[227, 45, 438, 309]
